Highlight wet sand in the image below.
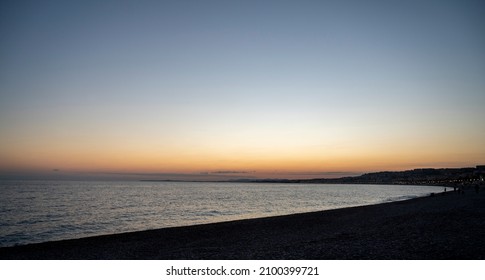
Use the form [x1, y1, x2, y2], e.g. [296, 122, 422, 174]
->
[1, 190, 484, 259]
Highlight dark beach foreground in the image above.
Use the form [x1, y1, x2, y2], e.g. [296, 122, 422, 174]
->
[1, 190, 484, 259]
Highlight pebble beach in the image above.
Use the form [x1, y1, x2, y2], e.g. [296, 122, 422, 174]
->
[1, 189, 484, 259]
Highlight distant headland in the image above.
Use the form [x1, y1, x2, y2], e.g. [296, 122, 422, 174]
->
[142, 166, 485, 187]
[233, 166, 485, 187]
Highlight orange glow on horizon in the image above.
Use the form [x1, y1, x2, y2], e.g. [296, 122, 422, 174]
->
[1, 140, 483, 179]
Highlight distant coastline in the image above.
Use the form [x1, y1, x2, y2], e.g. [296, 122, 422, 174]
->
[142, 166, 485, 187]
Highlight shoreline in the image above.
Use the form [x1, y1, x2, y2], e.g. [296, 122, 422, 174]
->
[0, 189, 436, 249]
[1, 190, 484, 259]
[0, 188, 438, 248]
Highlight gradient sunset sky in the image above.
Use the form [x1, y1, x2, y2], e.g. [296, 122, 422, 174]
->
[1, 0, 484, 180]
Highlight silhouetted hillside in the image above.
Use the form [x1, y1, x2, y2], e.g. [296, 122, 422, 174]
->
[237, 166, 485, 187]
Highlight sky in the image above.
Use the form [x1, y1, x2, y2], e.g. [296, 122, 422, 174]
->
[1, 0, 484, 180]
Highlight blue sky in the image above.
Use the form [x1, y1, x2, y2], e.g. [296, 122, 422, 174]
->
[1, 0, 484, 180]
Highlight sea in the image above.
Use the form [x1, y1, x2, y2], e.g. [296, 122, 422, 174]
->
[0, 180, 442, 247]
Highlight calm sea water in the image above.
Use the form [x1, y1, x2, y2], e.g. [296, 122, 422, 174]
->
[0, 181, 441, 247]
